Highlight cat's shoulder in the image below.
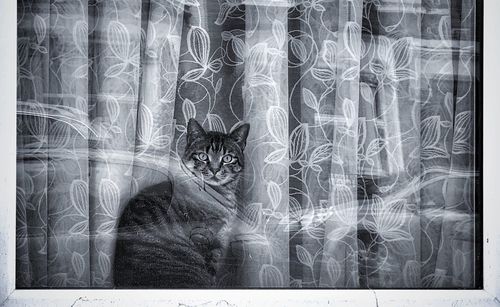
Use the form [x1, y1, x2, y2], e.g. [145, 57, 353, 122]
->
[131, 179, 174, 205]
[117, 178, 174, 225]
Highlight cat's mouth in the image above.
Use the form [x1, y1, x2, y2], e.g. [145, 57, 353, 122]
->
[200, 173, 231, 186]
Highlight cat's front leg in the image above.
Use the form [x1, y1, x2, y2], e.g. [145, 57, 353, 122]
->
[189, 227, 213, 253]
[207, 228, 229, 276]
[207, 247, 223, 276]
[189, 225, 229, 278]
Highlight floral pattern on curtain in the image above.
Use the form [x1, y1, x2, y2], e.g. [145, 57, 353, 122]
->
[16, 0, 479, 288]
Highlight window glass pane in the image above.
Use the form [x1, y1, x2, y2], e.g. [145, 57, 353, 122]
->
[16, 0, 481, 288]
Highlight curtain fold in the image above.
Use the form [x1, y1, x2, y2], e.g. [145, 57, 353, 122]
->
[16, 0, 479, 288]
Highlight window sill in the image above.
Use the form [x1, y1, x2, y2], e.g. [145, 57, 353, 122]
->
[2, 289, 499, 307]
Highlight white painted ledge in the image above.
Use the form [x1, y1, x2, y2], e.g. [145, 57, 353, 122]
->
[375, 290, 500, 307]
[3, 290, 375, 307]
[2, 290, 500, 307]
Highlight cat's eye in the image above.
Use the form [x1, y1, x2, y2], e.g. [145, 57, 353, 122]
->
[222, 154, 235, 164]
[196, 152, 208, 161]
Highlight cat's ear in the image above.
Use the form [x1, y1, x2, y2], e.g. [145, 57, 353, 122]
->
[229, 123, 250, 150]
[187, 118, 206, 145]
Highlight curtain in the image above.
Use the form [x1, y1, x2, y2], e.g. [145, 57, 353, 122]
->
[16, 0, 479, 288]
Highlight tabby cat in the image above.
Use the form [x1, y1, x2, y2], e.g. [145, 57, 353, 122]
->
[113, 118, 250, 288]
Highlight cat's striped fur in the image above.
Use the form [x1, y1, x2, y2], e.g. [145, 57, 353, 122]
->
[113, 119, 249, 288]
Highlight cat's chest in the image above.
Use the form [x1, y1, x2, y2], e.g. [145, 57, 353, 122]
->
[170, 186, 234, 243]
[171, 192, 234, 224]
[169, 192, 234, 249]
[171, 180, 235, 218]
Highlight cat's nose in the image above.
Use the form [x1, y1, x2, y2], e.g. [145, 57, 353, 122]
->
[210, 168, 220, 175]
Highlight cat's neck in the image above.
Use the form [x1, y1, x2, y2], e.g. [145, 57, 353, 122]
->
[207, 179, 239, 205]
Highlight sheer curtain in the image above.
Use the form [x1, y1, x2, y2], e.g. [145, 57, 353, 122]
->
[16, 0, 479, 288]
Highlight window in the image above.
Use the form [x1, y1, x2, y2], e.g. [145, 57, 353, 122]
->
[0, 0, 498, 302]
[11, 0, 484, 290]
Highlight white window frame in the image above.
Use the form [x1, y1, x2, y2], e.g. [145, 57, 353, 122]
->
[1, 0, 499, 305]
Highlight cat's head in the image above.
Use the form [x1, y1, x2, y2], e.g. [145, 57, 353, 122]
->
[182, 118, 250, 187]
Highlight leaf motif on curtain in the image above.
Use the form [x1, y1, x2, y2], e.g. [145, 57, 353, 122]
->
[403, 260, 420, 288]
[289, 123, 309, 162]
[296, 245, 314, 268]
[344, 22, 361, 61]
[452, 111, 472, 155]
[308, 143, 334, 172]
[363, 196, 413, 242]
[420, 116, 449, 160]
[267, 181, 282, 210]
[331, 182, 356, 226]
[98, 179, 120, 218]
[289, 36, 308, 64]
[326, 257, 341, 285]
[71, 252, 86, 280]
[70, 180, 89, 217]
[207, 113, 227, 133]
[259, 264, 284, 287]
[33, 15, 47, 51]
[73, 21, 88, 56]
[98, 251, 111, 280]
[215, 1, 239, 26]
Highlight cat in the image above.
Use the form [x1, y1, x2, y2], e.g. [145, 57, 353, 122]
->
[113, 118, 249, 288]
